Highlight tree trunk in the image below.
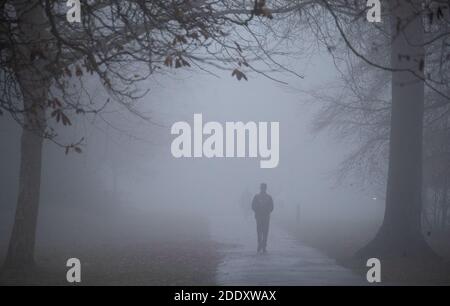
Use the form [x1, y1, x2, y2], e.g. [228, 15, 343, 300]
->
[4, 110, 45, 269]
[357, 0, 435, 259]
[4, 70, 48, 270]
[3, 1, 50, 270]
[441, 198, 448, 230]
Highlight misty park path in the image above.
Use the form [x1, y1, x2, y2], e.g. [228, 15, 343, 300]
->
[210, 215, 364, 285]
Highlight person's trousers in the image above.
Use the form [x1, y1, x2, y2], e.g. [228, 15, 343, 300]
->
[256, 215, 270, 251]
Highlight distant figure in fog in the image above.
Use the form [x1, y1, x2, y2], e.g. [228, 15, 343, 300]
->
[252, 183, 274, 253]
[240, 188, 253, 219]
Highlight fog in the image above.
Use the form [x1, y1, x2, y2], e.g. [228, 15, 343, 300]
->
[5, 0, 450, 288]
[0, 36, 383, 285]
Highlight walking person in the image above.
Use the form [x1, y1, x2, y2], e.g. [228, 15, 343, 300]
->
[252, 183, 274, 253]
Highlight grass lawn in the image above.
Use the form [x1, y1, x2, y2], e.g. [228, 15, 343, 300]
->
[0, 207, 220, 285]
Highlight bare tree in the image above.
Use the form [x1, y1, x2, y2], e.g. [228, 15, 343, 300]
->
[0, 0, 293, 270]
[303, 0, 450, 258]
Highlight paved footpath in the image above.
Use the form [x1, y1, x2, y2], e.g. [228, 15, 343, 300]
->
[210, 215, 365, 286]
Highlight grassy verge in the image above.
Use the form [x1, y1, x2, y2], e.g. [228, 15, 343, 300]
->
[285, 218, 450, 285]
[0, 208, 220, 285]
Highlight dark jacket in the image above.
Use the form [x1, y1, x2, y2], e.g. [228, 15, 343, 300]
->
[252, 193, 274, 218]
